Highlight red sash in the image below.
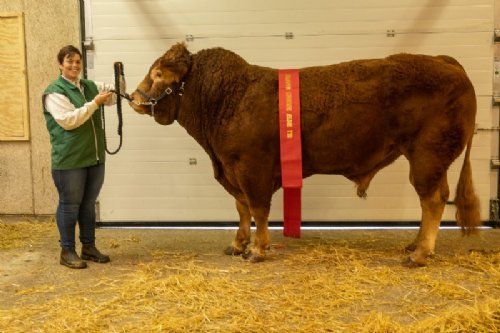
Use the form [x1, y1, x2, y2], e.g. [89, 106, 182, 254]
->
[278, 69, 302, 238]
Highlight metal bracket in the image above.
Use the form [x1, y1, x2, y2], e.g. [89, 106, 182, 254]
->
[285, 32, 294, 39]
[83, 37, 94, 51]
[185, 34, 194, 42]
[493, 95, 500, 106]
[495, 29, 500, 42]
[475, 125, 500, 133]
[491, 158, 500, 169]
[386, 29, 395, 37]
[489, 199, 500, 227]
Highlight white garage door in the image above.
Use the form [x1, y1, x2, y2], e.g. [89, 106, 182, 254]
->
[84, 0, 495, 223]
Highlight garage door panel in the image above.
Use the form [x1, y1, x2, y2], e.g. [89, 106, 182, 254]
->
[92, 0, 491, 12]
[93, 41, 492, 96]
[89, 1, 494, 222]
[92, 21, 494, 40]
[91, 7, 492, 28]
[94, 44, 491, 65]
[91, 0, 492, 38]
[100, 201, 491, 222]
[101, 194, 489, 213]
[104, 159, 491, 187]
[102, 182, 486, 200]
[94, 32, 492, 52]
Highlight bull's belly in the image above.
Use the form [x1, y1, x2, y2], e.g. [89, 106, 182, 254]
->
[303, 145, 400, 179]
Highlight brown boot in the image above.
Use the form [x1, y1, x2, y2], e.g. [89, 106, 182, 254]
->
[81, 244, 110, 263]
[60, 248, 87, 269]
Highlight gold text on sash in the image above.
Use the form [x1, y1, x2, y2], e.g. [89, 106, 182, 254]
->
[284, 74, 293, 138]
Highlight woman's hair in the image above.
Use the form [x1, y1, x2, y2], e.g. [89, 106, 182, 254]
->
[57, 45, 82, 64]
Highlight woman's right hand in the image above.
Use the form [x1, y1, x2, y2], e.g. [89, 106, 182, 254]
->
[94, 92, 113, 106]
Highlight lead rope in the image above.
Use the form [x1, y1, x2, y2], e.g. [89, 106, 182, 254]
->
[101, 62, 124, 155]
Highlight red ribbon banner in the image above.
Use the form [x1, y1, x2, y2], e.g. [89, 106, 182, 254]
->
[278, 69, 302, 238]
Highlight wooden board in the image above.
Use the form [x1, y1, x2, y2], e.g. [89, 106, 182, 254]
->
[0, 12, 29, 141]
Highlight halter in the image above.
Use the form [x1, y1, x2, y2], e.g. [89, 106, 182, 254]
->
[133, 82, 185, 117]
[102, 63, 185, 155]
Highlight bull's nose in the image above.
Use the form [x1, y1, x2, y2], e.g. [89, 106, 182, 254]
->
[129, 91, 139, 101]
[128, 98, 146, 114]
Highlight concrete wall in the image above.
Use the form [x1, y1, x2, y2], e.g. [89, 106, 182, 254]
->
[0, 0, 80, 214]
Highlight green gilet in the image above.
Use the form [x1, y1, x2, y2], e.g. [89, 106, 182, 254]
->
[43, 76, 106, 170]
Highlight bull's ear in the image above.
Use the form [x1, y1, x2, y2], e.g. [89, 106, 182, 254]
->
[159, 59, 188, 83]
[159, 43, 191, 81]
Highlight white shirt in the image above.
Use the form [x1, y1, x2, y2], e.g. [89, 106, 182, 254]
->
[44, 75, 120, 130]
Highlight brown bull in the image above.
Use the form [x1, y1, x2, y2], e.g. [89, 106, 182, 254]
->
[129, 43, 480, 266]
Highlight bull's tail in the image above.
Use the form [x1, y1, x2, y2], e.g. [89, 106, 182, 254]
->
[454, 136, 481, 234]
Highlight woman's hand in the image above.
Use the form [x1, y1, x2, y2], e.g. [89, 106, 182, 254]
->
[93, 92, 113, 106]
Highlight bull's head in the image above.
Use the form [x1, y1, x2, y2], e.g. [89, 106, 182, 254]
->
[129, 43, 191, 125]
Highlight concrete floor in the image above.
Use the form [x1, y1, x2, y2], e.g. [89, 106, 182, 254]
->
[0, 216, 498, 332]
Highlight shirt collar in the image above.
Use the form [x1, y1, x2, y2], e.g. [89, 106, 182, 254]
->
[60, 75, 81, 89]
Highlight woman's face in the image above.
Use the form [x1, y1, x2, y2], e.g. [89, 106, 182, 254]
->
[59, 53, 82, 81]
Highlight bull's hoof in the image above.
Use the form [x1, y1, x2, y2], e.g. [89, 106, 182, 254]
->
[224, 245, 244, 256]
[357, 188, 367, 199]
[405, 243, 417, 252]
[402, 256, 426, 268]
[242, 250, 265, 263]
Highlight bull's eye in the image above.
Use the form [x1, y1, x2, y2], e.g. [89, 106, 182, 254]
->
[155, 70, 162, 78]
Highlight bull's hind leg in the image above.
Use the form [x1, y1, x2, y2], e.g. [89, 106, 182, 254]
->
[404, 166, 422, 252]
[403, 113, 467, 266]
[224, 199, 251, 255]
[406, 159, 450, 267]
[407, 176, 449, 267]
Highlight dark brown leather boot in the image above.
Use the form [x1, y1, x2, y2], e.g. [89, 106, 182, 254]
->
[60, 248, 87, 269]
[81, 244, 110, 263]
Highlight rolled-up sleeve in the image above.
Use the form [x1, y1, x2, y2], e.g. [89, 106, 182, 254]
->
[95, 77, 125, 106]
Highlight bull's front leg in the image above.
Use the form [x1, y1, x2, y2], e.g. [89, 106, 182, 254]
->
[224, 199, 251, 255]
[228, 156, 274, 262]
[242, 206, 270, 263]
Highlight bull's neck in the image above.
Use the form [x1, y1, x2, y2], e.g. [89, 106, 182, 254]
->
[176, 50, 248, 151]
[176, 84, 208, 151]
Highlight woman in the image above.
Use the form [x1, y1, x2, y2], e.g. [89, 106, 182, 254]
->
[43, 45, 118, 269]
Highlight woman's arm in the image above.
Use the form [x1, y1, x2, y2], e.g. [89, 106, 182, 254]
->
[44, 93, 99, 130]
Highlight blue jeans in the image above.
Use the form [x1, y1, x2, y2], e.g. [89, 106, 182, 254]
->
[51, 164, 105, 249]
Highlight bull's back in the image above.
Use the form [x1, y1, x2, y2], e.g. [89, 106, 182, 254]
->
[296, 54, 475, 177]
